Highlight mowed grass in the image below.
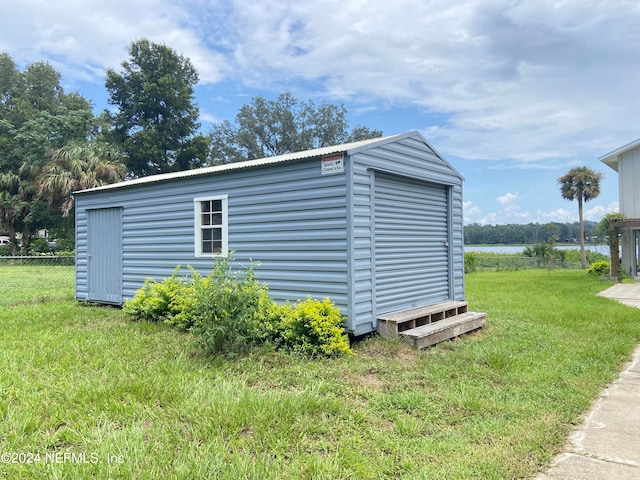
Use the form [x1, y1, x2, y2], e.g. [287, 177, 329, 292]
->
[1, 268, 640, 479]
[1, 265, 74, 306]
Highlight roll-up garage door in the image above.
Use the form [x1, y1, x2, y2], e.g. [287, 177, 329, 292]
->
[374, 173, 450, 314]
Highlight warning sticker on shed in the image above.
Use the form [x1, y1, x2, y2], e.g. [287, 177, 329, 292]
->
[321, 153, 344, 175]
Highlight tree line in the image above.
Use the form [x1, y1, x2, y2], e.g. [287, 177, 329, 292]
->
[0, 39, 382, 254]
[464, 221, 599, 245]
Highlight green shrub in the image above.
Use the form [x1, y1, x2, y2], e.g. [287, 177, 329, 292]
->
[250, 294, 290, 345]
[587, 261, 610, 276]
[163, 272, 204, 331]
[523, 242, 566, 268]
[563, 248, 608, 266]
[619, 269, 633, 282]
[123, 267, 189, 323]
[124, 257, 353, 358]
[29, 238, 52, 254]
[278, 297, 352, 357]
[190, 258, 269, 356]
[464, 252, 478, 273]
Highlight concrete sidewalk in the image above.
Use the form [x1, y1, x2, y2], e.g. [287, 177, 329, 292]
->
[538, 283, 640, 479]
[597, 282, 640, 309]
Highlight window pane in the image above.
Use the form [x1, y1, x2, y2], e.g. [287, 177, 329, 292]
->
[197, 197, 226, 256]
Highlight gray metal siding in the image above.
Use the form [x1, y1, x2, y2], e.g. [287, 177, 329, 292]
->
[75, 131, 464, 336]
[75, 159, 350, 314]
[349, 134, 465, 335]
[86, 207, 123, 304]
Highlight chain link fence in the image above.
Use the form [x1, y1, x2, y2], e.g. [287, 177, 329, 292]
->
[1, 254, 588, 306]
[0, 256, 75, 306]
[466, 255, 582, 272]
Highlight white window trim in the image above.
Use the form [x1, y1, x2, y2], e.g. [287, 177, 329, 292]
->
[194, 195, 228, 258]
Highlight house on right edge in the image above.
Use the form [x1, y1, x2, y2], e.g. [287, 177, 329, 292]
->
[600, 138, 640, 278]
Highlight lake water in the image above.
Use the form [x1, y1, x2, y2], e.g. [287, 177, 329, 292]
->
[465, 244, 610, 255]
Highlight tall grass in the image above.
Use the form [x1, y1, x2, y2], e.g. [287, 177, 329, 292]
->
[1, 269, 639, 478]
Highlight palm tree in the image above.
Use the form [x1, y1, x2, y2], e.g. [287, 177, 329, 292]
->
[558, 166, 603, 269]
[0, 166, 39, 254]
[0, 172, 22, 253]
[40, 143, 125, 217]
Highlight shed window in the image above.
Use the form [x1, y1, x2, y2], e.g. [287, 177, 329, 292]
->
[194, 195, 228, 257]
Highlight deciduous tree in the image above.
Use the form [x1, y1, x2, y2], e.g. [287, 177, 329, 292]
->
[209, 91, 383, 163]
[0, 53, 94, 173]
[105, 39, 208, 176]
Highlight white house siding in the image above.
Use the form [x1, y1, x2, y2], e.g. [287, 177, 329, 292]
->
[348, 134, 464, 335]
[619, 148, 640, 218]
[617, 148, 640, 275]
[76, 158, 351, 314]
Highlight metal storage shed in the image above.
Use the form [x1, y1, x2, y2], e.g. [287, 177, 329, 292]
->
[75, 130, 466, 336]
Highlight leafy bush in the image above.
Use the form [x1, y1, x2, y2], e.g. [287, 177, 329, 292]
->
[190, 258, 269, 356]
[587, 261, 610, 276]
[563, 248, 608, 266]
[29, 238, 52, 254]
[464, 252, 478, 273]
[123, 257, 353, 357]
[277, 298, 352, 357]
[523, 242, 565, 268]
[123, 267, 190, 323]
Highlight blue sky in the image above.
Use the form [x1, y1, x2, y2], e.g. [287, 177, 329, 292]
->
[1, 0, 638, 225]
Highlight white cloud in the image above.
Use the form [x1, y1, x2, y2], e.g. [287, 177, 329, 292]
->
[213, 0, 640, 162]
[463, 200, 481, 224]
[0, 0, 227, 84]
[464, 200, 480, 216]
[477, 213, 498, 225]
[199, 110, 221, 124]
[497, 192, 519, 205]
[584, 201, 619, 221]
[1, 0, 639, 169]
[539, 208, 575, 222]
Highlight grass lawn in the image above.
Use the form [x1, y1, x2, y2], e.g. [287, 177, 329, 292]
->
[0, 265, 74, 306]
[1, 268, 640, 479]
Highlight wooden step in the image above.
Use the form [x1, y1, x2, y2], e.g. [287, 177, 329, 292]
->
[400, 311, 486, 349]
[377, 301, 469, 339]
